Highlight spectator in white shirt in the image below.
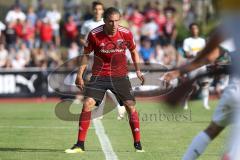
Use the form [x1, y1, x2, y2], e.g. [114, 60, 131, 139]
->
[46, 4, 61, 46]
[5, 5, 26, 23]
[183, 23, 206, 59]
[0, 43, 9, 67]
[11, 52, 26, 69]
[17, 43, 31, 66]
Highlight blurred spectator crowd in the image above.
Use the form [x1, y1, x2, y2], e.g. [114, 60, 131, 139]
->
[0, 0, 216, 70]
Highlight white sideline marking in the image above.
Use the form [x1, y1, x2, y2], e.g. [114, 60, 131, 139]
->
[93, 119, 118, 160]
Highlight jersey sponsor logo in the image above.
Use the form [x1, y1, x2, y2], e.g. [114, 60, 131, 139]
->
[100, 49, 125, 54]
[102, 40, 131, 49]
[99, 41, 126, 54]
[98, 40, 131, 54]
[105, 42, 116, 50]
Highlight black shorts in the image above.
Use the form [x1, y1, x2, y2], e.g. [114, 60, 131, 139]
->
[83, 76, 135, 106]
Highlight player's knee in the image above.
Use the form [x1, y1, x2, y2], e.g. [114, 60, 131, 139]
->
[83, 98, 96, 111]
[124, 100, 136, 113]
[124, 100, 136, 107]
[204, 122, 224, 140]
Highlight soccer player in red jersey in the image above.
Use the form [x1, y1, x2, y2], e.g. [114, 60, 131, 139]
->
[65, 7, 145, 153]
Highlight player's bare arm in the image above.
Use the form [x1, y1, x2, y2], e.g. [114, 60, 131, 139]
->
[130, 49, 145, 85]
[75, 50, 90, 90]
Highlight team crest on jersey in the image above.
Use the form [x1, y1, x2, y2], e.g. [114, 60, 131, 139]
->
[117, 39, 124, 46]
[117, 39, 130, 49]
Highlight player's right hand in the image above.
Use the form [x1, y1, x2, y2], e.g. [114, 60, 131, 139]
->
[75, 77, 85, 91]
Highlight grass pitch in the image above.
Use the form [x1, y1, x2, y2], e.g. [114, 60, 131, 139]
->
[0, 99, 227, 160]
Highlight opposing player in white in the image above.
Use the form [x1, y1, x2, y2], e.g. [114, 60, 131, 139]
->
[164, 0, 240, 157]
[183, 23, 210, 110]
[79, 1, 125, 120]
[219, 1, 240, 159]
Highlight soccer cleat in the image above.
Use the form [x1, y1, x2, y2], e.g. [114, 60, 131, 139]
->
[65, 143, 85, 153]
[183, 101, 188, 110]
[95, 116, 104, 120]
[204, 105, 210, 110]
[183, 104, 188, 110]
[134, 141, 145, 152]
[117, 115, 123, 120]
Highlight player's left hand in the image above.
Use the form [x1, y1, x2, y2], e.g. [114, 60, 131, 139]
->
[136, 71, 145, 85]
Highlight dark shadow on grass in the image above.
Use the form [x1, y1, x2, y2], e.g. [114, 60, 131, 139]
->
[0, 147, 102, 153]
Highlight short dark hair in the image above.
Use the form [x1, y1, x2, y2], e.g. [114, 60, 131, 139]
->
[103, 7, 121, 19]
[92, 1, 104, 10]
[189, 23, 199, 30]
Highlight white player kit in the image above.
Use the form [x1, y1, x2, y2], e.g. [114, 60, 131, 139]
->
[218, 17, 240, 160]
[182, 16, 240, 160]
[212, 39, 236, 127]
[81, 19, 104, 40]
[183, 36, 211, 110]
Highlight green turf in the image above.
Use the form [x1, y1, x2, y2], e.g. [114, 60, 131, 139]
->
[0, 100, 228, 160]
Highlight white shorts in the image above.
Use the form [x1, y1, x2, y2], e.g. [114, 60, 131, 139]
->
[212, 83, 240, 127]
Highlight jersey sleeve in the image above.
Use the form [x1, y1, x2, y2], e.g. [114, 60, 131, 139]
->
[84, 32, 95, 53]
[127, 31, 136, 51]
